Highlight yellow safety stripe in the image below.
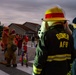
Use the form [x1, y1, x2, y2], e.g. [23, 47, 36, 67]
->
[33, 65, 42, 74]
[67, 71, 71, 75]
[47, 54, 71, 62]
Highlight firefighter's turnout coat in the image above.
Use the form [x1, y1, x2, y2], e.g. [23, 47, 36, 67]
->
[33, 25, 74, 75]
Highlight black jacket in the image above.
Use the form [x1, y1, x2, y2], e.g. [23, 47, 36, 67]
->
[33, 25, 74, 75]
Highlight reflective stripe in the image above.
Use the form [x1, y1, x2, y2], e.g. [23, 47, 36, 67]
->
[67, 71, 71, 75]
[47, 54, 71, 62]
[33, 65, 42, 74]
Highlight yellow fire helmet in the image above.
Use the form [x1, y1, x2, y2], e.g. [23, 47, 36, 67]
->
[43, 6, 68, 21]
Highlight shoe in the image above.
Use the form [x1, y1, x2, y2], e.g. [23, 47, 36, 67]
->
[13, 64, 17, 67]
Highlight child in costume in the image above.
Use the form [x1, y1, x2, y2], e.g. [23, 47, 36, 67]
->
[20, 42, 28, 67]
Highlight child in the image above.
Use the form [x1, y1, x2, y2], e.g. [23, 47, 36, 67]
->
[23, 42, 28, 67]
[20, 42, 28, 67]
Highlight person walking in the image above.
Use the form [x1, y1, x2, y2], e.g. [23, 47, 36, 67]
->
[2, 27, 9, 53]
[22, 42, 28, 67]
[5, 29, 17, 67]
[32, 6, 75, 75]
[17, 35, 23, 56]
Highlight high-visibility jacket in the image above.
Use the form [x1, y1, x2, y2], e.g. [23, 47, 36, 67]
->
[32, 25, 75, 75]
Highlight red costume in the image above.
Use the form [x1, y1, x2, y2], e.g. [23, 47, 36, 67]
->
[2, 27, 9, 52]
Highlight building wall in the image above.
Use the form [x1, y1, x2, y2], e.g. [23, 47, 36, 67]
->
[9, 25, 25, 35]
[9, 22, 41, 39]
[24, 23, 40, 32]
[9, 25, 36, 39]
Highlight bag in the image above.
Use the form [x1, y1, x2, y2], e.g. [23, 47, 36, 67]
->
[11, 44, 17, 52]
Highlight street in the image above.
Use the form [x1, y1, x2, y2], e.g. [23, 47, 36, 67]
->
[0, 41, 36, 75]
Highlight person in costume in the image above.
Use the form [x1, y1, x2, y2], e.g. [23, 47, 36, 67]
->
[5, 29, 17, 67]
[1, 26, 9, 53]
[32, 6, 75, 75]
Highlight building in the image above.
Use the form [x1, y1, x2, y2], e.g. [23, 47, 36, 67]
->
[23, 22, 40, 32]
[9, 22, 40, 38]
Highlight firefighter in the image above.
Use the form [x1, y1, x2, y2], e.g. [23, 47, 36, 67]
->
[32, 6, 75, 75]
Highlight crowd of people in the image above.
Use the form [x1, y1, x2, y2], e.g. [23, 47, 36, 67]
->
[0, 26, 30, 67]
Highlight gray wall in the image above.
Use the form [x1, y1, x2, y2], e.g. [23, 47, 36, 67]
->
[9, 25, 25, 35]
